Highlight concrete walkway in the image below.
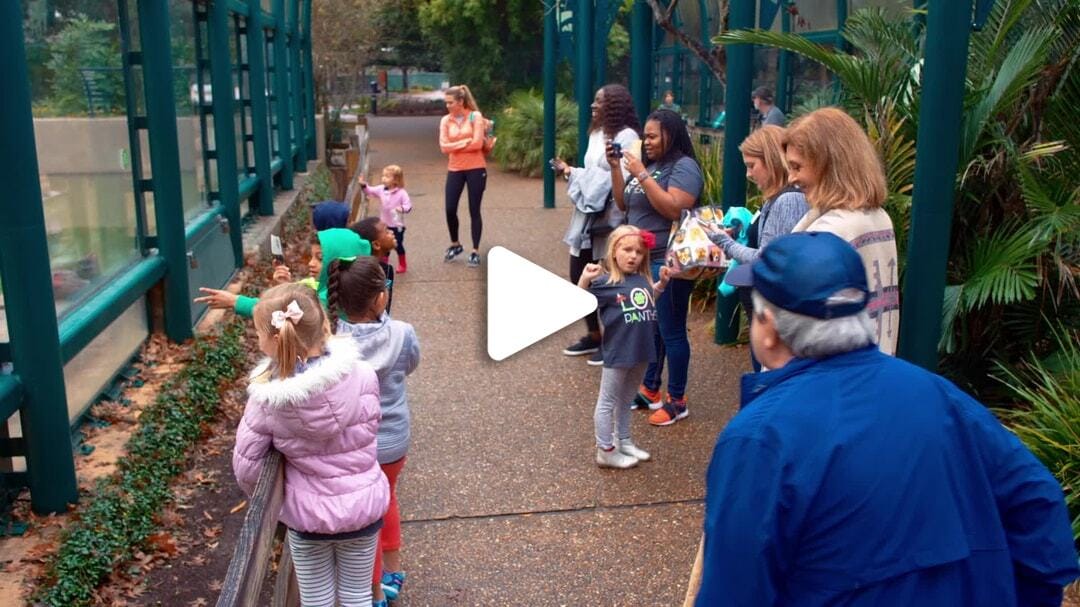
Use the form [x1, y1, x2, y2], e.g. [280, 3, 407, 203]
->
[363, 115, 748, 606]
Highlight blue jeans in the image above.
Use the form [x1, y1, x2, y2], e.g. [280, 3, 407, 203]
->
[643, 258, 693, 399]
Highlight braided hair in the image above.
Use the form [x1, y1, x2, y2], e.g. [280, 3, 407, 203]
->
[643, 108, 696, 166]
[326, 256, 386, 330]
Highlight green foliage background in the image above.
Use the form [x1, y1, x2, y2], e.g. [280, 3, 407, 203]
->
[490, 90, 578, 177]
[418, 0, 544, 106]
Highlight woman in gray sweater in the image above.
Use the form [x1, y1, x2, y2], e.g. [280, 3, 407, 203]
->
[327, 257, 420, 607]
[708, 125, 808, 371]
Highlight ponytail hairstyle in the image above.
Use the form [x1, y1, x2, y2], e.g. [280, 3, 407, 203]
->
[643, 109, 696, 166]
[326, 256, 386, 328]
[252, 283, 328, 378]
[446, 84, 479, 112]
[603, 225, 652, 285]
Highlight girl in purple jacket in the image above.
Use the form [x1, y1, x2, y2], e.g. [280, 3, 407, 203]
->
[233, 283, 389, 607]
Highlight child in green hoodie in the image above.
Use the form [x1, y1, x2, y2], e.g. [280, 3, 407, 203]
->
[194, 228, 371, 317]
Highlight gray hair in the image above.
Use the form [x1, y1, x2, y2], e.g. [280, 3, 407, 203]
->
[751, 290, 877, 359]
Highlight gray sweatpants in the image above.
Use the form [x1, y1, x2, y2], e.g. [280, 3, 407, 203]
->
[594, 363, 648, 450]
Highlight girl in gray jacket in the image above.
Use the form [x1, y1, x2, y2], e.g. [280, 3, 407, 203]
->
[327, 257, 421, 607]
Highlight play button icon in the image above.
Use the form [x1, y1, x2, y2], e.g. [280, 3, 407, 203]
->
[487, 246, 598, 361]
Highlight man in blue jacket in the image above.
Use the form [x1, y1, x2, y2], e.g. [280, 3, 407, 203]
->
[696, 232, 1078, 606]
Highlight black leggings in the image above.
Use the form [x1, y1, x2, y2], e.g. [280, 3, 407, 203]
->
[569, 251, 601, 334]
[445, 168, 487, 249]
[389, 226, 406, 255]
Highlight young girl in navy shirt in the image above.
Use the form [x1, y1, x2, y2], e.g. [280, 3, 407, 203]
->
[578, 225, 670, 468]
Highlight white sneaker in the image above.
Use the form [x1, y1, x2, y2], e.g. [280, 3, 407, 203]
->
[596, 446, 638, 469]
[617, 439, 651, 462]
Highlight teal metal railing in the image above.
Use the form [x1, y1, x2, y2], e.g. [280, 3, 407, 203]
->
[0, 0, 314, 513]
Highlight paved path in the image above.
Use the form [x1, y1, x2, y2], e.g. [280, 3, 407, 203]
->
[364, 116, 748, 606]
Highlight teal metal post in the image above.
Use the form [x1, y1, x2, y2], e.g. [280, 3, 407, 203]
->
[593, 0, 608, 87]
[543, 0, 557, 208]
[898, 0, 974, 371]
[209, 1, 245, 265]
[273, 0, 294, 189]
[289, 0, 307, 170]
[140, 0, 194, 337]
[630, 0, 654, 124]
[697, 0, 712, 125]
[715, 0, 755, 345]
[835, 0, 848, 50]
[247, 6, 275, 215]
[574, 0, 593, 165]
[302, 0, 316, 160]
[0, 7, 78, 513]
[777, 5, 791, 113]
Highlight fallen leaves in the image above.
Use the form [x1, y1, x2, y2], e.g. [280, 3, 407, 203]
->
[229, 500, 248, 515]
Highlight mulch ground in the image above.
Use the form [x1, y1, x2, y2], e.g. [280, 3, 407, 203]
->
[0, 202, 315, 606]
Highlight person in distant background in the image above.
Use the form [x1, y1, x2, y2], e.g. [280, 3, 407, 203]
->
[658, 90, 681, 115]
[752, 86, 785, 127]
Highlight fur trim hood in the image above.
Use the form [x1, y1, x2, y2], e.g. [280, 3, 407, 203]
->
[247, 337, 360, 408]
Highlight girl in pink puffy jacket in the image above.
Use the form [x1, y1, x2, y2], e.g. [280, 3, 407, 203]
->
[233, 283, 389, 607]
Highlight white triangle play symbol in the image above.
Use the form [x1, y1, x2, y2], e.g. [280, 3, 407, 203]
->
[487, 246, 598, 361]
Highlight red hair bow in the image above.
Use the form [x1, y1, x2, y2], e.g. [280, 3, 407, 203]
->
[640, 231, 657, 250]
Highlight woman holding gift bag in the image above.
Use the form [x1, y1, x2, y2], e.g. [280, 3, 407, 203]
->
[706, 125, 809, 372]
[610, 108, 703, 426]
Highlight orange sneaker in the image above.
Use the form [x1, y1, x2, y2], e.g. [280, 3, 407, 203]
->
[649, 395, 689, 426]
[630, 385, 662, 410]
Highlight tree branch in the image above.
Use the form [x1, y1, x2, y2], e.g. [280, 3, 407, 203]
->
[643, 0, 728, 85]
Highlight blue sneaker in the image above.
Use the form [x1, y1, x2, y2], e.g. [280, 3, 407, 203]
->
[373, 600, 388, 607]
[381, 571, 406, 601]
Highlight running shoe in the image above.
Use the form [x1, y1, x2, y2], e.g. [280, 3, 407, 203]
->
[444, 244, 464, 262]
[587, 350, 604, 366]
[381, 571, 406, 601]
[467, 252, 481, 268]
[562, 335, 600, 356]
[629, 385, 662, 410]
[649, 395, 689, 426]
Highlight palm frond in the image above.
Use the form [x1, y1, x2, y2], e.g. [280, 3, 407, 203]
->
[959, 224, 1043, 311]
[938, 284, 963, 354]
[967, 0, 1037, 82]
[959, 26, 1056, 166]
[1018, 161, 1080, 242]
[841, 8, 921, 68]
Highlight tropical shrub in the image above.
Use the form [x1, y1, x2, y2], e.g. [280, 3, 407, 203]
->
[994, 322, 1080, 540]
[490, 89, 578, 177]
[716, 2, 1080, 393]
[45, 17, 124, 115]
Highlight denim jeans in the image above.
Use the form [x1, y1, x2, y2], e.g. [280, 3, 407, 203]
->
[643, 258, 693, 399]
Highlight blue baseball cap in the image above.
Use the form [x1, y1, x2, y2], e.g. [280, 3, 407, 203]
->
[724, 232, 869, 319]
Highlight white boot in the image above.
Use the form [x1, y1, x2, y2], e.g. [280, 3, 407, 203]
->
[618, 438, 651, 462]
[596, 446, 638, 469]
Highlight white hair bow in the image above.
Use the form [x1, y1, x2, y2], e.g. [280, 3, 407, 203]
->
[271, 300, 304, 329]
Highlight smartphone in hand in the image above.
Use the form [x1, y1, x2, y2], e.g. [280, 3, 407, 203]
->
[270, 234, 285, 265]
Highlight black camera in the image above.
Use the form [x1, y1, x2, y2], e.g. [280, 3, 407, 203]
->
[608, 141, 622, 158]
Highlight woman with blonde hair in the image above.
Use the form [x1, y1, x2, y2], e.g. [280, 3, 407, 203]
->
[782, 107, 899, 355]
[707, 125, 808, 371]
[439, 84, 490, 268]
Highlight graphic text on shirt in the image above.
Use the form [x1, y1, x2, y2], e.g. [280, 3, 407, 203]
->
[617, 288, 657, 324]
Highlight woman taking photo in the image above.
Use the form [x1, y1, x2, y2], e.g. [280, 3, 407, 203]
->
[783, 107, 900, 355]
[707, 125, 809, 371]
[551, 84, 641, 364]
[439, 84, 488, 268]
[610, 109, 703, 426]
